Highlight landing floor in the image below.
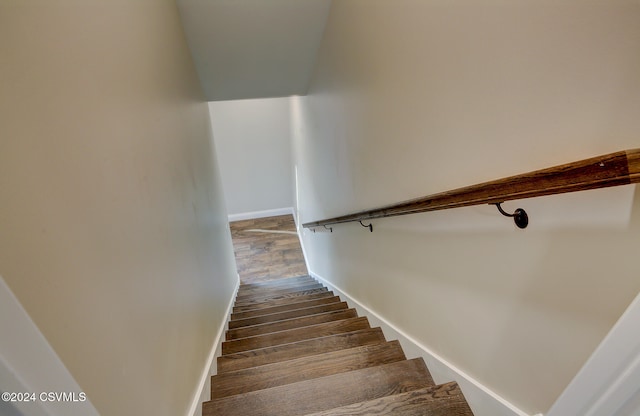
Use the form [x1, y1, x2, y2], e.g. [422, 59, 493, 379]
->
[229, 214, 308, 284]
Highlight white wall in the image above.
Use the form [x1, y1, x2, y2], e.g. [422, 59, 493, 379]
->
[0, 1, 238, 415]
[292, 1, 640, 415]
[209, 98, 293, 217]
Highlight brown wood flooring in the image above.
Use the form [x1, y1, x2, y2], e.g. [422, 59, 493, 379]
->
[230, 214, 307, 284]
[204, 276, 475, 416]
[211, 215, 475, 415]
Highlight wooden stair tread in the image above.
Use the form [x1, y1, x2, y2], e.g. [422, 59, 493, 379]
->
[238, 275, 312, 289]
[211, 340, 406, 399]
[237, 281, 317, 295]
[237, 280, 320, 295]
[301, 382, 474, 416]
[236, 283, 323, 300]
[231, 296, 341, 320]
[226, 309, 358, 340]
[234, 286, 328, 306]
[207, 272, 475, 415]
[203, 358, 434, 416]
[217, 327, 387, 373]
[232, 291, 336, 313]
[222, 316, 370, 355]
[229, 301, 349, 329]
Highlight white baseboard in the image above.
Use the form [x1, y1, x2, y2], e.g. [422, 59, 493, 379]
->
[291, 209, 313, 276]
[0, 275, 100, 416]
[308, 271, 534, 416]
[187, 274, 240, 416]
[228, 207, 294, 222]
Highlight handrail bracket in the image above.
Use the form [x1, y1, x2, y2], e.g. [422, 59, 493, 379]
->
[492, 202, 528, 229]
[359, 221, 373, 232]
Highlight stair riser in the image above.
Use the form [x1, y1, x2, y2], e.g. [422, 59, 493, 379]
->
[238, 276, 312, 290]
[237, 279, 317, 295]
[302, 382, 473, 416]
[236, 284, 321, 300]
[203, 358, 434, 416]
[226, 309, 358, 340]
[231, 296, 341, 320]
[217, 328, 387, 373]
[207, 225, 477, 416]
[229, 302, 349, 329]
[232, 291, 336, 313]
[222, 317, 370, 355]
[234, 284, 325, 304]
[211, 341, 406, 399]
[238, 275, 315, 287]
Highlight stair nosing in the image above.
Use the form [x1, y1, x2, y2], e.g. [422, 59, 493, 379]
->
[238, 275, 311, 288]
[233, 287, 329, 306]
[210, 340, 406, 399]
[225, 313, 363, 343]
[221, 316, 370, 355]
[227, 308, 358, 338]
[217, 327, 388, 373]
[232, 291, 336, 313]
[231, 296, 342, 319]
[217, 340, 404, 377]
[236, 282, 322, 298]
[229, 301, 348, 329]
[300, 381, 471, 416]
[203, 358, 434, 416]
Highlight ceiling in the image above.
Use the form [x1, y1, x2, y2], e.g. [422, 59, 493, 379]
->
[177, 0, 332, 101]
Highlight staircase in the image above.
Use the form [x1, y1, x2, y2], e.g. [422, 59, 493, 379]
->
[203, 275, 475, 416]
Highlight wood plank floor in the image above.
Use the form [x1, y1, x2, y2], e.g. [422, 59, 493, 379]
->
[209, 216, 475, 415]
[205, 276, 475, 416]
[230, 215, 307, 284]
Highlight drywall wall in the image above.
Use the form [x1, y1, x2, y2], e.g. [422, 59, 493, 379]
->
[0, 1, 238, 415]
[209, 98, 293, 216]
[292, 1, 640, 415]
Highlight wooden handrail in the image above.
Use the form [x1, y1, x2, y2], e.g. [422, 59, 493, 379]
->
[302, 148, 640, 229]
